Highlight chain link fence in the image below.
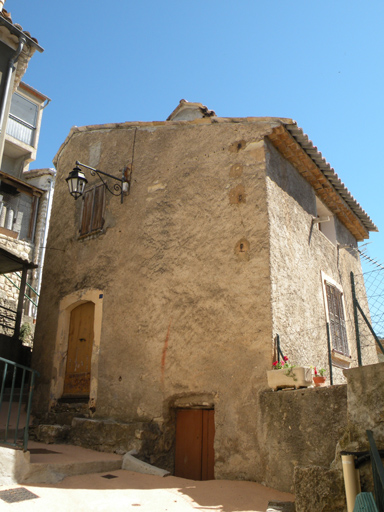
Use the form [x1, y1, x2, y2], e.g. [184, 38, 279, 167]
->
[353, 251, 384, 361]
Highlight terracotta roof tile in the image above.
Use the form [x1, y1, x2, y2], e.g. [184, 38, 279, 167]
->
[0, 8, 42, 48]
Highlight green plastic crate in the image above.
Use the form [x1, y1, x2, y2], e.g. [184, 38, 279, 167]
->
[354, 493, 378, 512]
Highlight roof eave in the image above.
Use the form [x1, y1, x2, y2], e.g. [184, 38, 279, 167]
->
[267, 122, 377, 241]
[0, 16, 43, 52]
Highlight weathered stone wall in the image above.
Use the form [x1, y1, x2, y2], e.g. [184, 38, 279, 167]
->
[32, 116, 377, 483]
[265, 140, 377, 383]
[0, 233, 33, 308]
[0, 296, 16, 336]
[344, 362, 384, 449]
[259, 384, 348, 492]
[33, 119, 279, 481]
[293, 362, 384, 512]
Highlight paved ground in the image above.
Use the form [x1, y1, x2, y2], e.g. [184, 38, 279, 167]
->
[0, 406, 295, 511]
[0, 470, 294, 511]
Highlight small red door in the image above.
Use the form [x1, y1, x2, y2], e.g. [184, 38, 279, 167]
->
[175, 409, 215, 480]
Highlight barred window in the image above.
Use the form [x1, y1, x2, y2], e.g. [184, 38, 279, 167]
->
[325, 282, 349, 355]
[79, 184, 105, 237]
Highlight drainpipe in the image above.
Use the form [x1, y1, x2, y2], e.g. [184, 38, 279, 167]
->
[32, 176, 54, 317]
[342, 454, 361, 512]
[42, 98, 51, 110]
[0, 35, 26, 142]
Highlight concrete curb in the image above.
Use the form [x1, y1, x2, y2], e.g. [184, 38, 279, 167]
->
[122, 450, 170, 477]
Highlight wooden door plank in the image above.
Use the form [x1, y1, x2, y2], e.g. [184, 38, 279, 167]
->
[175, 409, 203, 480]
[202, 409, 215, 480]
[63, 302, 94, 396]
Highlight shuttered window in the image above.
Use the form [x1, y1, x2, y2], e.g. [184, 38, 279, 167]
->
[326, 283, 349, 355]
[79, 184, 105, 236]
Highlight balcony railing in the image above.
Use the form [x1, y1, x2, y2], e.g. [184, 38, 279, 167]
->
[6, 115, 35, 147]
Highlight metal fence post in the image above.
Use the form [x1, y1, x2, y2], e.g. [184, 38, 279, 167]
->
[351, 271, 363, 366]
[326, 322, 333, 385]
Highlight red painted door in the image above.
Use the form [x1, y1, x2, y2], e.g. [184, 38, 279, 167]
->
[175, 409, 215, 480]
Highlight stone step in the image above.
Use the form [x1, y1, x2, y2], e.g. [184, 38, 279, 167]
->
[24, 457, 123, 485]
[1, 388, 29, 401]
[0, 441, 123, 485]
[33, 401, 91, 427]
[0, 428, 24, 441]
[31, 416, 168, 472]
[29, 423, 70, 444]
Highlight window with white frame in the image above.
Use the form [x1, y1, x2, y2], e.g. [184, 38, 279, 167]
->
[315, 197, 337, 245]
[322, 272, 349, 356]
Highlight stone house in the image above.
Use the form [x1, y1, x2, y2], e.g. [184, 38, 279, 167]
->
[0, 4, 54, 362]
[32, 100, 378, 483]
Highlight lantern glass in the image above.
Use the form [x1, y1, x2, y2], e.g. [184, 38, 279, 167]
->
[66, 166, 88, 199]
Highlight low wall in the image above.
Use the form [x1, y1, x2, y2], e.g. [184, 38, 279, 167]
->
[259, 384, 348, 493]
[293, 362, 384, 511]
[344, 362, 384, 448]
[0, 446, 30, 485]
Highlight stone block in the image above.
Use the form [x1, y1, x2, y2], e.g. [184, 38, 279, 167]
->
[294, 465, 346, 512]
[69, 417, 143, 454]
[32, 424, 70, 444]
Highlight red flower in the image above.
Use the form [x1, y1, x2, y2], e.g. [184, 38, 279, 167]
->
[314, 367, 318, 375]
[272, 361, 278, 367]
[283, 356, 289, 362]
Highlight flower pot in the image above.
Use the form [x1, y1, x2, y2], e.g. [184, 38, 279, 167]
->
[313, 376, 326, 387]
[267, 367, 312, 391]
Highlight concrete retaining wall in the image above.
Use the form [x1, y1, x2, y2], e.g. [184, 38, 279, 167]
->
[259, 384, 348, 492]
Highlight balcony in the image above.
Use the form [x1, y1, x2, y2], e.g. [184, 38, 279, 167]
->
[6, 115, 35, 147]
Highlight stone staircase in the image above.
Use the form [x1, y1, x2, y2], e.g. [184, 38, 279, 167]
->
[31, 399, 166, 464]
[31, 400, 91, 444]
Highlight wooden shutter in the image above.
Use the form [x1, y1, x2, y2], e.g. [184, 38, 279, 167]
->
[79, 185, 105, 236]
[80, 188, 94, 236]
[92, 184, 105, 232]
[326, 283, 349, 355]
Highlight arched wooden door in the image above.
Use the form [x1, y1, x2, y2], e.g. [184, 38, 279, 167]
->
[63, 302, 94, 397]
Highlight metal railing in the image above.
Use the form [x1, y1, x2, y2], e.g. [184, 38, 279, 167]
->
[6, 115, 35, 146]
[0, 356, 39, 451]
[367, 430, 384, 512]
[3, 274, 39, 308]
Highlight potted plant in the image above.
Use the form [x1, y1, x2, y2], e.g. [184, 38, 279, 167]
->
[313, 367, 326, 387]
[267, 356, 313, 390]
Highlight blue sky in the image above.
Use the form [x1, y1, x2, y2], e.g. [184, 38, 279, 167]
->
[7, 0, 384, 264]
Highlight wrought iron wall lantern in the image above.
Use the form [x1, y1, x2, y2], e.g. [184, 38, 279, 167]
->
[66, 161, 130, 204]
